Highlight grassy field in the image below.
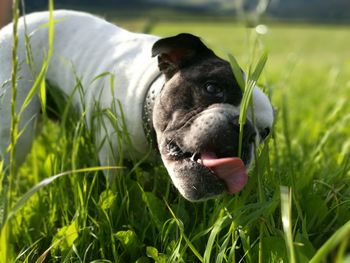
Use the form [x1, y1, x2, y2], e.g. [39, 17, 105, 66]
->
[0, 8, 350, 263]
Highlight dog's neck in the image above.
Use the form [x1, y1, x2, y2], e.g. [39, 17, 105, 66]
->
[142, 74, 164, 150]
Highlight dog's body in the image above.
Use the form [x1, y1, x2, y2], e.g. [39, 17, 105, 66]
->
[0, 10, 274, 201]
[0, 10, 162, 165]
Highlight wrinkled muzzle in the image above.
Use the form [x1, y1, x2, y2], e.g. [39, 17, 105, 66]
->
[158, 104, 257, 201]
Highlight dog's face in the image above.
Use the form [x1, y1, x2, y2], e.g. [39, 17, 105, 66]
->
[151, 34, 273, 201]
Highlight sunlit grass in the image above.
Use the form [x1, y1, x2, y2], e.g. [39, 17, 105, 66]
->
[0, 6, 349, 263]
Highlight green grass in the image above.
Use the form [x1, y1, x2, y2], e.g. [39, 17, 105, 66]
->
[0, 8, 350, 263]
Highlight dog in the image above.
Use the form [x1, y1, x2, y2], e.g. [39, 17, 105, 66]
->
[0, 10, 274, 201]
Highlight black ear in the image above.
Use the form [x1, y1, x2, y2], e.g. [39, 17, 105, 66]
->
[152, 33, 214, 80]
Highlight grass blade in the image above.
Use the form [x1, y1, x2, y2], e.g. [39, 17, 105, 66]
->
[165, 201, 204, 262]
[250, 50, 268, 83]
[204, 215, 227, 263]
[6, 166, 121, 222]
[19, 0, 54, 115]
[280, 186, 296, 263]
[237, 50, 268, 157]
[228, 53, 245, 91]
[309, 220, 350, 263]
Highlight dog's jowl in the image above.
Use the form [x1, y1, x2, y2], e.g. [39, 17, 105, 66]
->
[0, 10, 274, 201]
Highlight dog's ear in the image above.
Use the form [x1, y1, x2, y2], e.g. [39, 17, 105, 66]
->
[152, 33, 214, 80]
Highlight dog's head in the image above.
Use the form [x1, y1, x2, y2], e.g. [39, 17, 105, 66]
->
[151, 34, 273, 201]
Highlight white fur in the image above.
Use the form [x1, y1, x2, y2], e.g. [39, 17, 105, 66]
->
[0, 10, 273, 169]
[0, 10, 161, 167]
[250, 87, 274, 138]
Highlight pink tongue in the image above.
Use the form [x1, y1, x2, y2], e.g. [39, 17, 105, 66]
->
[201, 153, 247, 194]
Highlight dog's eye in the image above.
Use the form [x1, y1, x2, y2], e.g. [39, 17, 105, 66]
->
[204, 83, 224, 97]
[259, 127, 271, 140]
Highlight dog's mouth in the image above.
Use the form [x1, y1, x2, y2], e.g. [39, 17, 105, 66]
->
[166, 141, 247, 194]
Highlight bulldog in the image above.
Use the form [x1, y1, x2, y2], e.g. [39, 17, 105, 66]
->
[0, 10, 274, 201]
